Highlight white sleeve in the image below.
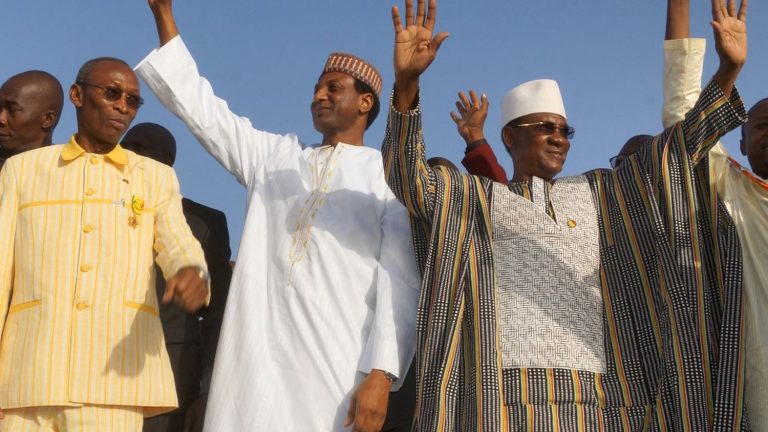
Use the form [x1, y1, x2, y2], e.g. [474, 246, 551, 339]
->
[662, 38, 706, 128]
[357, 191, 421, 391]
[135, 36, 300, 187]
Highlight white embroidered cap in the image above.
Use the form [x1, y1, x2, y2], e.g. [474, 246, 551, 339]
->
[501, 79, 566, 127]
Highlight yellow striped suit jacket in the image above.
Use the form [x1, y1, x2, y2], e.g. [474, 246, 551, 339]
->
[0, 136, 207, 416]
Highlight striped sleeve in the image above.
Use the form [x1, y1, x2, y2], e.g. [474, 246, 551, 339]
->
[381, 92, 437, 222]
[679, 80, 746, 167]
[152, 165, 208, 289]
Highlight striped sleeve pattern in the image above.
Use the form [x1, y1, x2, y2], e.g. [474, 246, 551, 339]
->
[381, 79, 746, 431]
[383, 101, 508, 431]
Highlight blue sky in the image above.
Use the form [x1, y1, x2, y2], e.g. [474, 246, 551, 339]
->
[4, 1, 766, 256]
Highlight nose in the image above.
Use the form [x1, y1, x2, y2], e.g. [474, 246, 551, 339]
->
[113, 96, 131, 114]
[0, 109, 7, 127]
[313, 87, 328, 104]
[549, 134, 568, 147]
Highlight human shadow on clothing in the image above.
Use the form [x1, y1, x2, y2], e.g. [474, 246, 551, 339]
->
[105, 274, 166, 378]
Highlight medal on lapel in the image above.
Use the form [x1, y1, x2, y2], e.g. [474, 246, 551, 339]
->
[128, 195, 144, 229]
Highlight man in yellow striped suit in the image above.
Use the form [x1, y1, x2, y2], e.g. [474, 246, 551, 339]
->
[0, 57, 210, 431]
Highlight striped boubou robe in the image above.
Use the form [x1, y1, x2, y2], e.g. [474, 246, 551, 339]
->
[382, 80, 748, 431]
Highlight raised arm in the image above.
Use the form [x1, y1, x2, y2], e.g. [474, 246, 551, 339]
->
[662, 0, 706, 129]
[137, 0, 296, 187]
[382, 0, 449, 222]
[392, 0, 449, 112]
[666, 0, 690, 40]
[630, 0, 748, 192]
[452, 90, 509, 183]
[147, 0, 179, 46]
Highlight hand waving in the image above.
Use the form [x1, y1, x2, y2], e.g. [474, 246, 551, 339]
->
[711, 0, 747, 70]
[450, 90, 489, 144]
[392, 0, 449, 84]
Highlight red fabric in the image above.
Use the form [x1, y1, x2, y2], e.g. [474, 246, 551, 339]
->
[462, 142, 508, 183]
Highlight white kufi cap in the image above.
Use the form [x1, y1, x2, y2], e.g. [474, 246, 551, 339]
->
[501, 79, 566, 127]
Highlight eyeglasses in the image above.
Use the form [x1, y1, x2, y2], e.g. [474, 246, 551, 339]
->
[76, 81, 144, 110]
[609, 154, 625, 169]
[506, 121, 575, 139]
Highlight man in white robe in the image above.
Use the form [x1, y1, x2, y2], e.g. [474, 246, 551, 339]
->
[136, 1, 421, 431]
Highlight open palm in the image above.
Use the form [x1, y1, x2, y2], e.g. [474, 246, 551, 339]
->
[392, 0, 449, 80]
[711, 0, 747, 68]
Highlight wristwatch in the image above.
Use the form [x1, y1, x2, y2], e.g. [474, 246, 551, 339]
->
[195, 266, 210, 281]
[383, 371, 398, 383]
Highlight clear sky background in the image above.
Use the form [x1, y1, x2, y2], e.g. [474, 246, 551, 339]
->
[3, 1, 766, 256]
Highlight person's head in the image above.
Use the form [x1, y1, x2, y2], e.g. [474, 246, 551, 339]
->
[121, 122, 177, 167]
[311, 53, 381, 137]
[611, 134, 653, 168]
[427, 156, 458, 170]
[0, 70, 64, 154]
[500, 79, 572, 182]
[740, 98, 768, 179]
[70, 57, 142, 152]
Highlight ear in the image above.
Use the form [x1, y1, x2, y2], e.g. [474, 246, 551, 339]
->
[358, 93, 374, 116]
[41, 110, 57, 130]
[502, 127, 515, 154]
[740, 137, 747, 156]
[69, 84, 84, 108]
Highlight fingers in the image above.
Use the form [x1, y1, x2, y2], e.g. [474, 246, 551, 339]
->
[344, 396, 357, 427]
[391, 6, 403, 33]
[737, 0, 747, 21]
[712, 0, 724, 21]
[450, 111, 461, 124]
[351, 406, 386, 432]
[727, 0, 736, 16]
[469, 90, 480, 108]
[480, 93, 489, 111]
[416, 0, 426, 27]
[405, 0, 415, 26]
[431, 31, 450, 55]
[168, 268, 209, 313]
[162, 277, 177, 304]
[425, 0, 437, 30]
[458, 91, 471, 110]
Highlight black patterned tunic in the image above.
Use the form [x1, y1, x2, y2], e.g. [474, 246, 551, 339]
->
[382, 80, 748, 431]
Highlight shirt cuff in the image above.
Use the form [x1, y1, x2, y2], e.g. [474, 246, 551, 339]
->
[465, 138, 489, 155]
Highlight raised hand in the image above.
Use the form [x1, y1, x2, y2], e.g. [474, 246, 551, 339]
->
[710, 0, 747, 97]
[391, 0, 449, 111]
[392, 0, 449, 82]
[147, 0, 179, 46]
[711, 0, 747, 70]
[450, 90, 489, 144]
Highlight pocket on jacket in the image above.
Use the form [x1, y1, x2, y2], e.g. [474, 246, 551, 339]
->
[123, 301, 159, 317]
[7, 299, 42, 315]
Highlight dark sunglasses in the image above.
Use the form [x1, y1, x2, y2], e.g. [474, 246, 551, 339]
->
[506, 121, 575, 139]
[77, 81, 144, 110]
